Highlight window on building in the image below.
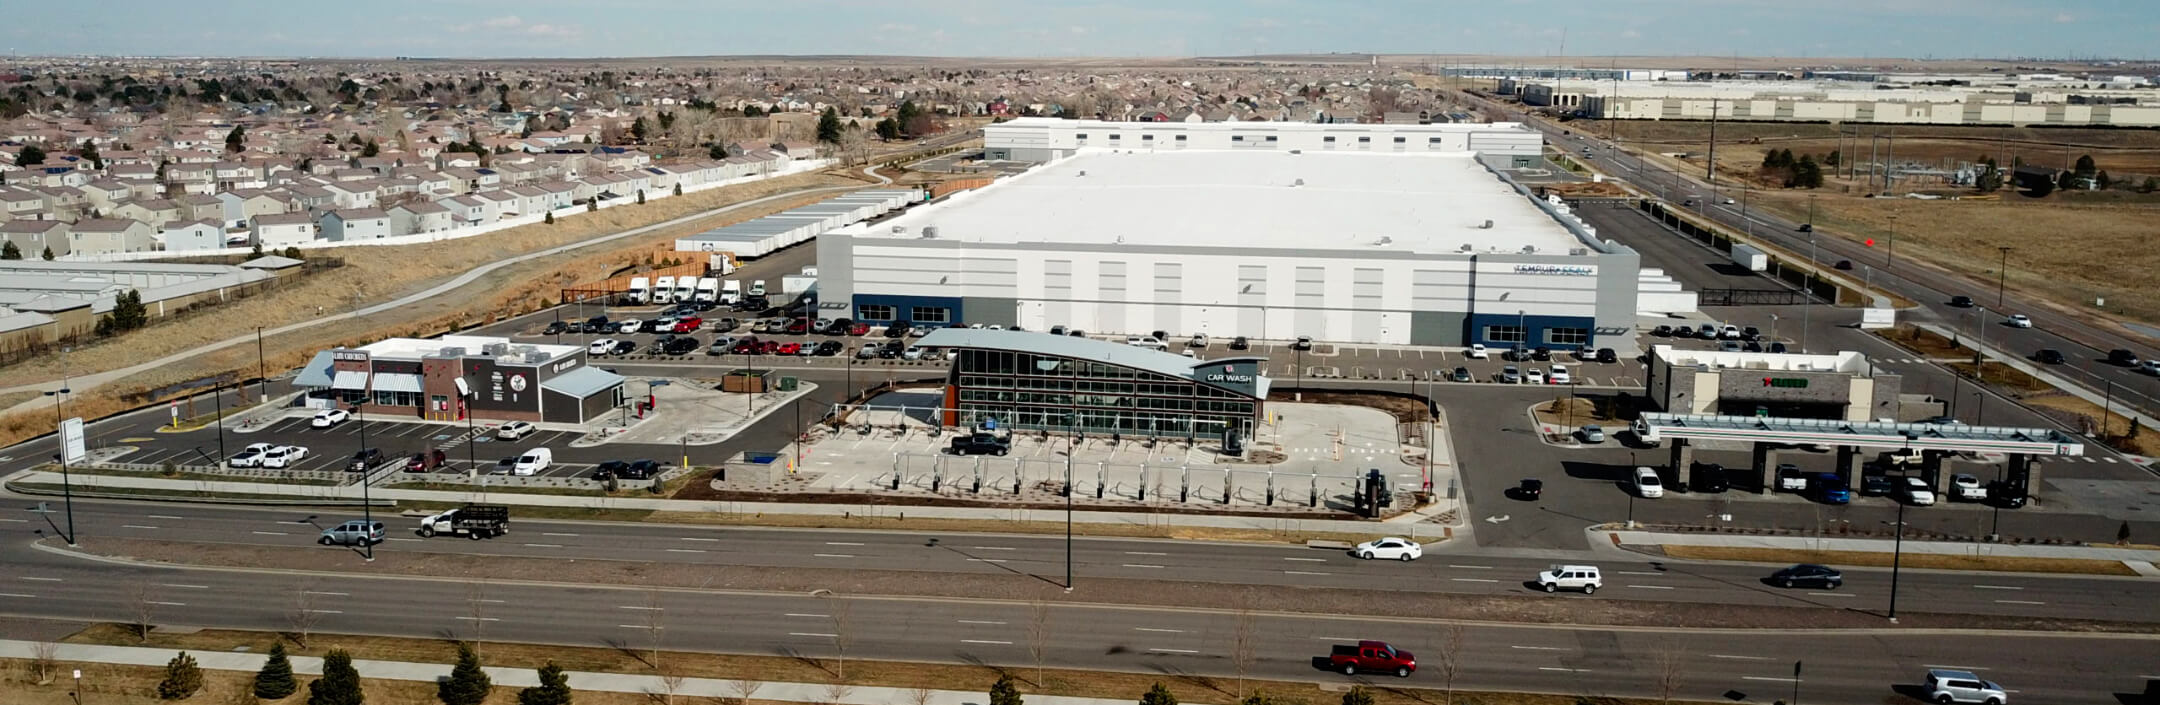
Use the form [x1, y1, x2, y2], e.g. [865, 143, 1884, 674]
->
[1174, 135, 1187, 141]
[1323, 136, 1337, 143]
[1428, 137, 1444, 143]
[1357, 136, 1372, 143]
[1264, 136, 1278, 142]
[1108, 134, 1121, 140]
[1393, 136, 1407, 143]
[1076, 133, 1088, 140]
[1484, 325, 1526, 344]
[910, 306, 950, 324]
[1231, 135, 1245, 142]
[1545, 327, 1591, 347]
[858, 304, 895, 321]
[1142, 134, 1155, 141]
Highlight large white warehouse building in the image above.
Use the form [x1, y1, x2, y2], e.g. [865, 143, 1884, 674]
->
[816, 119, 1641, 350]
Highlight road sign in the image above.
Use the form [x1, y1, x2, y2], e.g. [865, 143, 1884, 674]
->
[59, 417, 87, 464]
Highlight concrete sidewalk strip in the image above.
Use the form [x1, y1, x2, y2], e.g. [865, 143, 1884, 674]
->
[0, 638, 1127, 705]
[1608, 528, 2160, 563]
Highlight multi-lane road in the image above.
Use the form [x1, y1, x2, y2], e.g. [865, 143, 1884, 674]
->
[6, 499, 2160, 703]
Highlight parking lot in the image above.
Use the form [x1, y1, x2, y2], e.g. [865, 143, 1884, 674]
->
[126, 414, 606, 480]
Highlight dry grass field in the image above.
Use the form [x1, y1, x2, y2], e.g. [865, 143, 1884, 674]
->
[0, 171, 867, 449]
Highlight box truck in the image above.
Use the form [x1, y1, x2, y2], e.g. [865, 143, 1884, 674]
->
[1730, 244, 1769, 272]
[627, 277, 651, 305]
[694, 277, 720, 303]
[653, 276, 676, 305]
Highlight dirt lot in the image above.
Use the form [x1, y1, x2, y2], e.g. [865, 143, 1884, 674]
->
[68, 537, 2159, 633]
[0, 170, 868, 449]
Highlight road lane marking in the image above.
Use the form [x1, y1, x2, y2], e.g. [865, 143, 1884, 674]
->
[1284, 570, 1331, 576]
[252, 531, 289, 536]
[305, 591, 349, 596]
[1447, 564, 1492, 569]
[1926, 665, 1987, 671]
[1284, 557, 1328, 562]
[1972, 585, 2023, 590]
[618, 605, 663, 610]
[958, 620, 1005, 625]
[813, 553, 855, 558]
[161, 584, 208, 590]
[455, 616, 500, 622]
[1123, 564, 1164, 569]
[784, 614, 829, 618]
[1135, 628, 1184, 633]
[967, 558, 1008, 563]
[1626, 585, 1675, 590]
[1615, 571, 1663, 576]
[146, 515, 183, 520]
[385, 538, 421, 542]
[1451, 578, 1499, 583]
[1742, 676, 1798, 682]
[523, 543, 563, 548]
[971, 546, 1016, 551]
[306, 609, 344, 614]
[1125, 551, 1167, 556]
[1994, 599, 2046, 605]
[19, 577, 62, 582]
[0, 518, 24, 523]
[789, 632, 838, 638]
[680, 537, 720, 542]
[0, 593, 36, 598]
[1148, 649, 1200, 654]
[1712, 655, 1772, 661]
[665, 548, 706, 553]
[1807, 592, 1855, 598]
[621, 624, 665, 629]
[825, 542, 865, 546]
[1510, 646, 1567, 651]
[962, 639, 1014, 645]
[123, 524, 158, 530]
[1538, 667, 1589, 673]
[147, 601, 187, 606]
[542, 532, 580, 537]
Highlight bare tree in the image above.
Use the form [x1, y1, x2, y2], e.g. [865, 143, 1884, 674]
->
[728, 677, 764, 705]
[464, 581, 490, 656]
[644, 591, 669, 672]
[1432, 622, 1468, 705]
[821, 679, 856, 705]
[829, 599, 855, 680]
[1231, 609, 1259, 698]
[30, 641, 58, 685]
[128, 580, 157, 642]
[906, 686, 934, 705]
[654, 672, 686, 705]
[1026, 600, 1054, 689]
[1654, 645, 1688, 705]
[288, 581, 323, 649]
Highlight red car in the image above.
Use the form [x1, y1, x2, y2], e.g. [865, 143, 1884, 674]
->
[729, 336, 761, 354]
[758, 340, 782, 354]
[1328, 640, 1416, 678]
[777, 342, 802, 355]
[785, 318, 809, 334]
[672, 316, 703, 333]
[847, 322, 871, 336]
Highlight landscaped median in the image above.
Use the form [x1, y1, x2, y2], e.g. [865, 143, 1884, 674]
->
[1604, 526, 2160, 576]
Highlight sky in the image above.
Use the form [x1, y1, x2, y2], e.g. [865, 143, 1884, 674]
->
[4, 0, 2155, 61]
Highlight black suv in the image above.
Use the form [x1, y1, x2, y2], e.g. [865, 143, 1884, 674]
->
[885, 322, 912, 338]
[348, 448, 385, 472]
[2109, 349, 2142, 367]
[582, 316, 610, 333]
[543, 321, 568, 335]
[1229, 336, 1250, 350]
[948, 433, 1011, 456]
[813, 340, 844, 356]
[1949, 295, 1974, 308]
[1691, 462, 1729, 493]
[596, 459, 662, 481]
[663, 336, 700, 355]
[1594, 348, 1618, 363]
[2035, 348, 2066, 364]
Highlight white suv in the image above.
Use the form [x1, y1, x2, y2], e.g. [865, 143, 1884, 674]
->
[1536, 565, 1603, 594]
[1466, 344, 1489, 360]
[1950, 473, 1987, 502]
[495, 421, 536, 441]
[1925, 669, 2006, 705]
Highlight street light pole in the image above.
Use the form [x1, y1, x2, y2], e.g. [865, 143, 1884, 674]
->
[44, 387, 76, 546]
[1996, 246, 2014, 308]
[1887, 485, 1906, 622]
[254, 326, 268, 403]
[1803, 228, 1818, 353]
[353, 401, 373, 562]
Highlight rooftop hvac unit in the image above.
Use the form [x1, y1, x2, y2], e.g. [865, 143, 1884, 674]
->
[481, 342, 509, 356]
[1077, 170, 1086, 177]
[1457, 244, 1474, 253]
[1569, 248, 1588, 256]
[922, 226, 939, 239]
[1480, 220, 1495, 229]
[1374, 236, 1393, 246]
[530, 351, 551, 363]
[1520, 246, 1537, 254]
[1743, 361, 1770, 370]
[1292, 178, 1305, 187]
[890, 225, 906, 234]
[439, 347, 467, 358]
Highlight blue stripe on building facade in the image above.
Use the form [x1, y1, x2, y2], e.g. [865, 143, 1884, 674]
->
[852, 293, 963, 324]
[1465, 312, 1596, 349]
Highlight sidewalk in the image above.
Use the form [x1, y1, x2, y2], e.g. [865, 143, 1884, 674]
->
[0, 638, 1122, 705]
[1606, 527, 2160, 572]
[4, 467, 1418, 537]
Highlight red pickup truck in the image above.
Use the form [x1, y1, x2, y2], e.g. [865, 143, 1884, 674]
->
[1328, 640, 1416, 677]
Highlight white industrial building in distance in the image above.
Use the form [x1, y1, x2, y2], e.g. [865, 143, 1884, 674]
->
[817, 118, 1642, 350]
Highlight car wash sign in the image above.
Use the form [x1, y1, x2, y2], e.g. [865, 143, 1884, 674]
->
[1194, 359, 1266, 398]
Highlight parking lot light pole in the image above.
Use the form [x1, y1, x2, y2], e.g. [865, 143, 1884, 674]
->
[348, 402, 375, 561]
[1996, 246, 2014, 308]
[1887, 490, 1906, 621]
[255, 326, 269, 403]
[43, 387, 76, 546]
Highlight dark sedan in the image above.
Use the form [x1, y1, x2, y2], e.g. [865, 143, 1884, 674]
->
[1768, 564, 1843, 589]
[2035, 348, 2066, 365]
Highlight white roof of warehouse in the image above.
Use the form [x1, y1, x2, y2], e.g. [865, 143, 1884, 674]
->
[860, 150, 1588, 255]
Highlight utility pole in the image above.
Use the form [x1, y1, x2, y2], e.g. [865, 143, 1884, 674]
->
[255, 326, 268, 403]
[1706, 99, 1719, 182]
[1997, 246, 2014, 307]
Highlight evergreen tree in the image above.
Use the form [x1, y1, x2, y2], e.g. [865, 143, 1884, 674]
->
[1794, 155, 1824, 189]
[515, 662, 573, 705]
[2056, 169, 2079, 192]
[630, 116, 649, 143]
[79, 139, 103, 169]
[1824, 150, 1840, 167]
[544, 212, 555, 225]
[817, 107, 843, 144]
[875, 118, 901, 141]
[41, 246, 54, 261]
[1240, 695, 1277, 705]
[1, 241, 19, 260]
[226, 125, 247, 153]
[989, 676, 1023, 705]
[1340, 686, 1374, 705]
[586, 199, 597, 212]
[1140, 682, 1178, 705]
[307, 649, 365, 705]
[707, 144, 728, 159]
[361, 139, 380, 158]
[2097, 170, 2113, 190]
[251, 241, 264, 258]
[673, 182, 682, 197]
[284, 246, 302, 259]
[636, 189, 645, 205]
[2142, 176, 2158, 193]
[253, 642, 298, 700]
[111, 290, 148, 330]
[18, 144, 45, 165]
[438, 643, 490, 705]
[158, 651, 205, 700]
[2074, 154, 2097, 179]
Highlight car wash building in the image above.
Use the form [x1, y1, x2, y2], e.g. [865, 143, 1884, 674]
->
[919, 328, 1269, 440]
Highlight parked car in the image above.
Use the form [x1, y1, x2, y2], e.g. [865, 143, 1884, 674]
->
[1860, 473, 1895, 497]
[1532, 346, 1553, 361]
[1524, 368, 1546, 385]
[903, 345, 928, 360]
[1651, 325, 1673, 337]
[609, 340, 636, 355]
[1229, 336, 1250, 350]
[948, 433, 1010, 456]
[663, 336, 700, 355]
[1535, 564, 1603, 594]
[1354, 537, 1423, 561]
[1768, 564, 1843, 590]
[1775, 464, 1808, 492]
[884, 323, 912, 338]
[542, 321, 568, 335]
[1188, 333, 1209, 348]
[1466, 343, 1490, 359]
[347, 448, 385, 472]
[1924, 669, 2008, 705]
[512, 448, 552, 476]
[1949, 295, 1975, 308]
[1810, 473, 1852, 504]
[1450, 366, 1473, 382]
[1577, 425, 1605, 443]
[1631, 466, 1664, 498]
[1500, 365, 1522, 384]
[1548, 364, 1572, 384]
[846, 322, 871, 336]
[1719, 340, 1744, 352]
[1326, 641, 1417, 678]
[588, 338, 619, 355]
[261, 445, 308, 469]
[318, 520, 385, 547]
[1594, 348, 1618, 363]
[495, 420, 536, 440]
[228, 445, 270, 468]
[614, 318, 642, 334]
[814, 340, 844, 356]
[1692, 462, 1730, 493]
[776, 342, 802, 355]
[1292, 336, 1313, 350]
[1901, 476, 1937, 506]
[2004, 314, 2032, 328]
[1769, 342, 1789, 353]
[310, 408, 351, 428]
[856, 344, 879, 359]
[1986, 481, 2027, 508]
[1950, 473, 1987, 502]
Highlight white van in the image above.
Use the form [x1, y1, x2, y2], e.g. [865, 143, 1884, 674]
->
[627, 276, 651, 305]
[653, 276, 676, 305]
[512, 447, 553, 476]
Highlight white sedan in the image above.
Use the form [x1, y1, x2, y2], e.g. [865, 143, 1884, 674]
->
[1466, 344, 1490, 360]
[614, 318, 643, 334]
[227, 447, 267, 468]
[588, 338, 619, 355]
[261, 445, 309, 469]
[309, 408, 350, 429]
[2005, 314, 2032, 328]
[1524, 368, 1547, 385]
[1901, 476, 1937, 506]
[1548, 364, 1572, 384]
[1354, 537, 1423, 561]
